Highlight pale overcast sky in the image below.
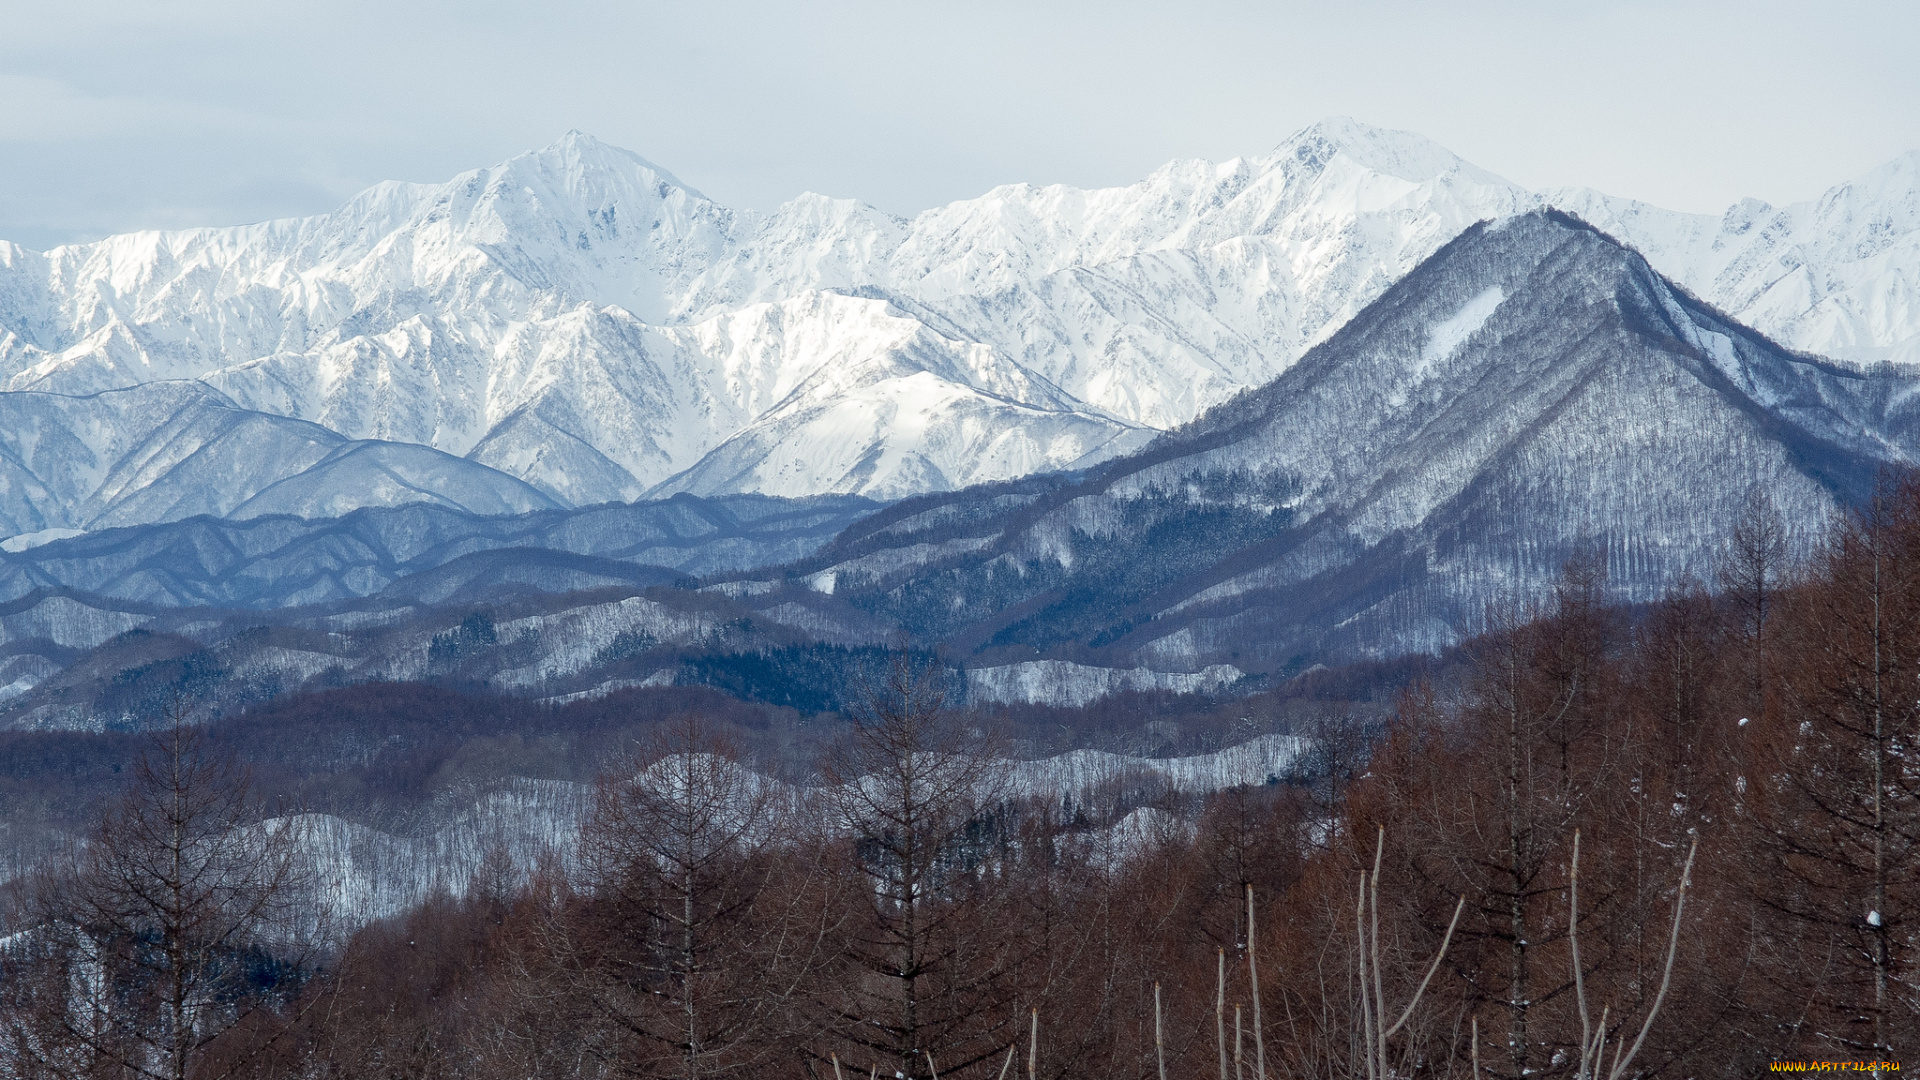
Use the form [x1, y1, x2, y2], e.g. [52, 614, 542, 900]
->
[1, 0, 1915, 249]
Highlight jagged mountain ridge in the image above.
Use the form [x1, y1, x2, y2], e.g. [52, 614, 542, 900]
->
[3, 121, 1913, 527]
[0, 381, 559, 536]
[709, 211, 1920, 671]
[1551, 150, 1920, 368]
[0, 134, 1146, 510]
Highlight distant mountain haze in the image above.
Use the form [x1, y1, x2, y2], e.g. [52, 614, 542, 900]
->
[0, 119, 1915, 534]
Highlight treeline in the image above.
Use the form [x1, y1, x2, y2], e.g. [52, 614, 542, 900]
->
[5, 482, 1919, 1077]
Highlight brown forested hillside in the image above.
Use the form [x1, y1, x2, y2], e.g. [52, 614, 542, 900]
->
[6, 481, 1918, 1078]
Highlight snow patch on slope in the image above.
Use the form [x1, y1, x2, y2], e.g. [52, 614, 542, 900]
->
[1, 527, 83, 552]
[1005, 733, 1302, 797]
[967, 659, 1244, 707]
[252, 733, 1304, 927]
[1418, 286, 1503, 377]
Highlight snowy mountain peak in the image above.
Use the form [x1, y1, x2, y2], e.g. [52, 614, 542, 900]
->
[1815, 149, 1920, 232]
[1265, 116, 1499, 186]
[1719, 196, 1775, 233]
[1835, 147, 1920, 195]
[508, 129, 711, 204]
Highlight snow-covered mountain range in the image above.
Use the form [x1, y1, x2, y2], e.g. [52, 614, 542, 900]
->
[8, 198, 1908, 721]
[2, 120, 1915, 534]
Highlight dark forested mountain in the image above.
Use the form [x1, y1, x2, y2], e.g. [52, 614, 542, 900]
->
[710, 211, 1920, 675]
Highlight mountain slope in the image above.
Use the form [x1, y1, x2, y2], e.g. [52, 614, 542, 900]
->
[0, 382, 557, 535]
[720, 211, 1920, 670]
